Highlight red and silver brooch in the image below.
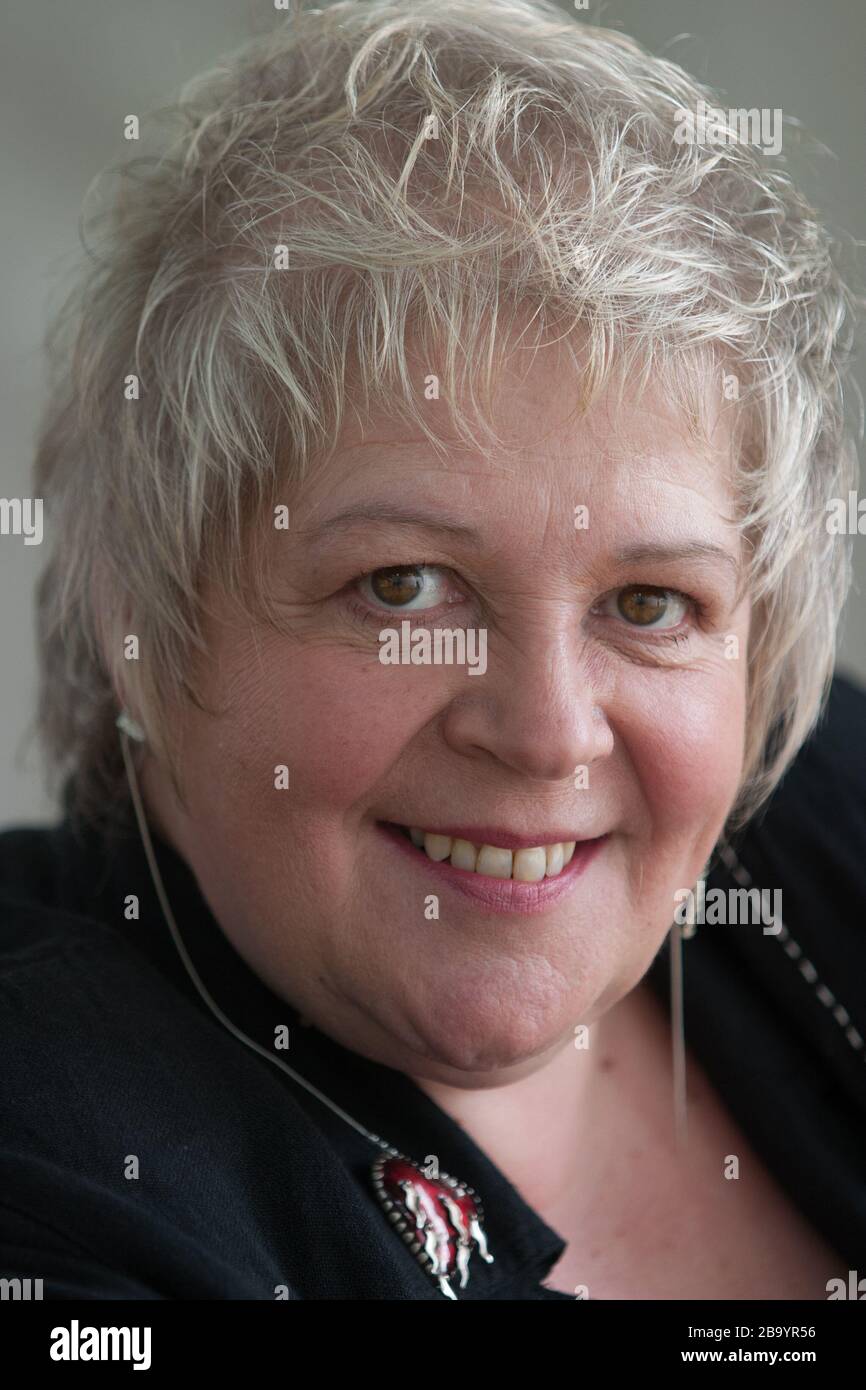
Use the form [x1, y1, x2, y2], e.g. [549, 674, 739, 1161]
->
[371, 1153, 494, 1299]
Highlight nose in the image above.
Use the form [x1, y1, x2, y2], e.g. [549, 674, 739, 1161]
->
[441, 620, 614, 782]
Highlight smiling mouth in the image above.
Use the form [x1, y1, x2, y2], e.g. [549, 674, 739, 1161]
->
[385, 824, 582, 882]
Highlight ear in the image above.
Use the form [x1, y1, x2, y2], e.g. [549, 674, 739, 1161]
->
[90, 557, 146, 731]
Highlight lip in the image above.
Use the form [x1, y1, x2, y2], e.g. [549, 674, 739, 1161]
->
[393, 824, 598, 852]
[377, 821, 608, 915]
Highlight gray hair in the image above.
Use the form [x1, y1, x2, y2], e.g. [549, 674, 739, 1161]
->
[33, 0, 859, 832]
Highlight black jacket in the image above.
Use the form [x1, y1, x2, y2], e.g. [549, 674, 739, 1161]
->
[1, 674, 864, 1300]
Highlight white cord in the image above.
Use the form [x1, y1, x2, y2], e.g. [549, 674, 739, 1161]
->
[117, 724, 395, 1153]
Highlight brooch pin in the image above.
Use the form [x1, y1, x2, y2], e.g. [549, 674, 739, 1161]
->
[371, 1153, 494, 1299]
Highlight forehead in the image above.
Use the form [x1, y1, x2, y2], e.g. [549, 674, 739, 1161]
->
[294, 346, 738, 543]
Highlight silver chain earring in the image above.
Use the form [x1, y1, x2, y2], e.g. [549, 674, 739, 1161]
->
[669, 860, 710, 1148]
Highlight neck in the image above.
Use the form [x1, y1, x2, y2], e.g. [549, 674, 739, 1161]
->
[412, 980, 669, 1217]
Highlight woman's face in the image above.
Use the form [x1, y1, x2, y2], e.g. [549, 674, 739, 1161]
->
[143, 345, 750, 1087]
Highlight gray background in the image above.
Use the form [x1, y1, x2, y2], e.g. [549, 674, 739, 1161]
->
[1, 0, 863, 826]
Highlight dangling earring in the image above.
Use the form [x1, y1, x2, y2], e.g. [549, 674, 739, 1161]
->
[669, 862, 709, 1149]
[670, 919, 689, 1148]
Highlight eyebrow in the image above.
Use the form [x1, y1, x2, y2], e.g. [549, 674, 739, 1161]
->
[302, 507, 741, 582]
[614, 541, 741, 578]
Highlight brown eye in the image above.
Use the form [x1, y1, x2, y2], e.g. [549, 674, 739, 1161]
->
[369, 566, 425, 606]
[608, 583, 692, 633]
[617, 586, 671, 626]
[358, 564, 450, 612]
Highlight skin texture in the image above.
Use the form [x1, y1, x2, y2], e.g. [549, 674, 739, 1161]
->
[140, 341, 750, 1118]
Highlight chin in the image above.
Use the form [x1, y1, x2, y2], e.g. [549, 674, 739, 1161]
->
[399, 975, 584, 1081]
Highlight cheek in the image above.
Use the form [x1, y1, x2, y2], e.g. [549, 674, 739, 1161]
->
[618, 665, 748, 841]
[203, 636, 447, 816]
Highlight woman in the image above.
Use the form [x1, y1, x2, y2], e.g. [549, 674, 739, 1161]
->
[1, 0, 864, 1301]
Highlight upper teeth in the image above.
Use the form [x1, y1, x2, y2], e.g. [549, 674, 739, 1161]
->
[407, 827, 577, 882]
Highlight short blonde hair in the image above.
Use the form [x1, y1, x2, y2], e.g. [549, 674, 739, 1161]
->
[34, 0, 858, 832]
